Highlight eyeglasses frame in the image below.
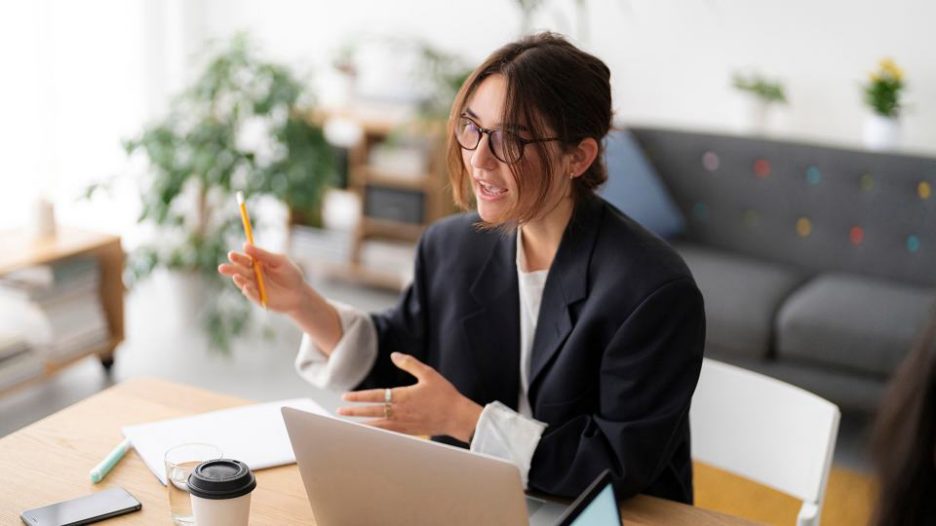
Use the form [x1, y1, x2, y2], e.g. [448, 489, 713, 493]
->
[455, 114, 562, 164]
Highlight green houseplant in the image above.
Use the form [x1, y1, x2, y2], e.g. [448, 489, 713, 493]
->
[732, 72, 788, 134]
[861, 58, 905, 150]
[112, 33, 335, 350]
[732, 72, 788, 105]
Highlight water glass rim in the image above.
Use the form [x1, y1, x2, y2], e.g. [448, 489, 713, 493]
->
[164, 442, 223, 464]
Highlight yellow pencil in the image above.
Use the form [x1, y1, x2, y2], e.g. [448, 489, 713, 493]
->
[236, 191, 268, 308]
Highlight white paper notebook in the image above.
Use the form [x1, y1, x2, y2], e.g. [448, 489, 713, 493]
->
[123, 398, 328, 485]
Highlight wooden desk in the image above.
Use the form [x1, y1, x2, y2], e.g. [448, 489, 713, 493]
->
[0, 378, 756, 525]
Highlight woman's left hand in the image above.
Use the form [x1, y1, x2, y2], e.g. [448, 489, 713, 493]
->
[338, 352, 482, 443]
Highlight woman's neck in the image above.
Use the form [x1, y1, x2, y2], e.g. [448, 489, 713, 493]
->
[520, 196, 575, 272]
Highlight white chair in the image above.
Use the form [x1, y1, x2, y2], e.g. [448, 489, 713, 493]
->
[690, 358, 840, 526]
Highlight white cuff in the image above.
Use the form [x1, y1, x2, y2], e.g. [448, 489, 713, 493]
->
[469, 401, 547, 489]
[294, 300, 378, 392]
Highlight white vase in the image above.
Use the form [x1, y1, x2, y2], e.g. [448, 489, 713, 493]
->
[863, 114, 900, 151]
[742, 96, 771, 135]
[29, 197, 57, 239]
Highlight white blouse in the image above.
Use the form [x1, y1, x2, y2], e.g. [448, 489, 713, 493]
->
[294, 229, 548, 488]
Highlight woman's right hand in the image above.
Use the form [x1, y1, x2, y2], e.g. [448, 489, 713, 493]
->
[218, 243, 308, 314]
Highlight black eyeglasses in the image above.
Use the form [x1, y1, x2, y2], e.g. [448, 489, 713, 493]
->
[455, 115, 561, 164]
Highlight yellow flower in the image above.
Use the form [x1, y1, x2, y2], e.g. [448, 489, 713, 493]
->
[879, 58, 903, 81]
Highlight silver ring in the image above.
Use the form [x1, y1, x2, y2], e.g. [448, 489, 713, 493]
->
[384, 388, 392, 404]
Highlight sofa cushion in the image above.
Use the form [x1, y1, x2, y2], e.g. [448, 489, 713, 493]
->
[675, 244, 805, 359]
[600, 129, 685, 239]
[776, 274, 936, 378]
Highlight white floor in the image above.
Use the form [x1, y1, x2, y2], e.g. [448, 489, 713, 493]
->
[0, 271, 874, 473]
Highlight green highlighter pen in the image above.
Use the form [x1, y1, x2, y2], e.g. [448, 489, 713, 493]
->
[90, 438, 132, 484]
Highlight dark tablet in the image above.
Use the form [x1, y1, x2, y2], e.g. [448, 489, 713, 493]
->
[555, 470, 622, 526]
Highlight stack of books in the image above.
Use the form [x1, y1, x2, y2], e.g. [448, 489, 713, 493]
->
[289, 225, 352, 269]
[0, 332, 42, 391]
[0, 258, 109, 362]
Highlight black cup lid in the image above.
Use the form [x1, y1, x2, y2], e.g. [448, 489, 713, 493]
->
[187, 459, 256, 500]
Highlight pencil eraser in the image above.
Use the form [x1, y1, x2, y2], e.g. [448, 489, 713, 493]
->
[236, 191, 245, 205]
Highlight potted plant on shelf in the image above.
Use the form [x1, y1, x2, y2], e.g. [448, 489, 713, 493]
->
[862, 58, 905, 150]
[732, 71, 788, 135]
[104, 33, 335, 351]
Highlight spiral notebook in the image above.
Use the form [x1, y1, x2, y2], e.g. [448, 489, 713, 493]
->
[123, 398, 329, 485]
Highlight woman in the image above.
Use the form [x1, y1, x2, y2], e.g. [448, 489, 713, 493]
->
[219, 32, 705, 502]
[870, 310, 936, 525]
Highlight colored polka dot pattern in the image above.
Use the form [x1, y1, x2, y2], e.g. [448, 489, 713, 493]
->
[919, 181, 932, 200]
[702, 151, 720, 172]
[805, 166, 822, 185]
[796, 217, 812, 237]
[694, 150, 928, 252]
[754, 159, 771, 179]
[850, 226, 864, 246]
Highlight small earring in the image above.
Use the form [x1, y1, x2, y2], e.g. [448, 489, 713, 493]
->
[569, 172, 575, 179]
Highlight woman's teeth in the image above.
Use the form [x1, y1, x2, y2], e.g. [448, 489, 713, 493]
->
[480, 181, 506, 195]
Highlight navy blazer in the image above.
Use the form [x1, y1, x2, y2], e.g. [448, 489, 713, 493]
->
[359, 194, 706, 503]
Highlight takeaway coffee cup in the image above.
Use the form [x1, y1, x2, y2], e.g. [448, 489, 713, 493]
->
[187, 459, 257, 526]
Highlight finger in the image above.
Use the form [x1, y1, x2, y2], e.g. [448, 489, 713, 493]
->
[228, 251, 255, 268]
[218, 263, 253, 281]
[337, 405, 387, 418]
[232, 274, 256, 289]
[390, 352, 432, 382]
[243, 285, 261, 304]
[342, 389, 388, 403]
[244, 243, 283, 269]
[232, 276, 261, 303]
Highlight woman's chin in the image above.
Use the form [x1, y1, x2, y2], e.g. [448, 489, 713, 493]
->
[475, 199, 510, 224]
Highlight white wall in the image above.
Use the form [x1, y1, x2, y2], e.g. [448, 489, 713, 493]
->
[197, 0, 936, 152]
[2, 0, 933, 232]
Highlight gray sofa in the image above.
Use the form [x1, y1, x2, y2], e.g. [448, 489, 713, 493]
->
[621, 127, 936, 413]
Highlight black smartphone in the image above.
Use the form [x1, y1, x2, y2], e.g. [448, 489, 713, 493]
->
[20, 487, 142, 526]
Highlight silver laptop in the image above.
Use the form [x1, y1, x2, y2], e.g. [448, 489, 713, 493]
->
[282, 407, 568, 525]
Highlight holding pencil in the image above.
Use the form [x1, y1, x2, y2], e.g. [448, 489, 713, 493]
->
[236, 191, 268, 308]
[220, 195, 320, 320]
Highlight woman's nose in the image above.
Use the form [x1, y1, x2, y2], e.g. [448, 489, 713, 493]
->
[470, 133, 498, 169]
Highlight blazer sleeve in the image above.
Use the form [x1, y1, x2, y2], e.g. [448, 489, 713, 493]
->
[528, 277, 705, 498]
[354, 234, 432, 390]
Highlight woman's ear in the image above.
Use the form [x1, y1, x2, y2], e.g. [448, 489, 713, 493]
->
[569, 137, 599, 178]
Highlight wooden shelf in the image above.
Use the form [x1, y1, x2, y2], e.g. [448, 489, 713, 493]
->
[310, 108, 454, 289]
[359, 217, 426, 242]
[0, 228, 124, 398]
[359, 165, 430, 191]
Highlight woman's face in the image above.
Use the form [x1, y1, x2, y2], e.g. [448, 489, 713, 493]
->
[460, 74, 551, 224]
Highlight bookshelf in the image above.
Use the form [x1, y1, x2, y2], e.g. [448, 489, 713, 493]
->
[0, 228, 124, 396]
[310, 107, 455, 290]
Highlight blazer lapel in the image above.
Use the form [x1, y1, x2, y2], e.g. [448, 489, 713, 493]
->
[528, 196, 604, 390]
[461, 231, 521, 409]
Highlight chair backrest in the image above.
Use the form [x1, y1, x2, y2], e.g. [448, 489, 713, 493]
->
[690, 358, 840, 525]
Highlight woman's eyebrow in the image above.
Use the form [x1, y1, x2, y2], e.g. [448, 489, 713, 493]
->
[463, 107, 529, 132]
[463, 107, 489, 123]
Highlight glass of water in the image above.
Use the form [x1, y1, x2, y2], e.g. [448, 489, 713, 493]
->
[164, 443, 223, 525]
